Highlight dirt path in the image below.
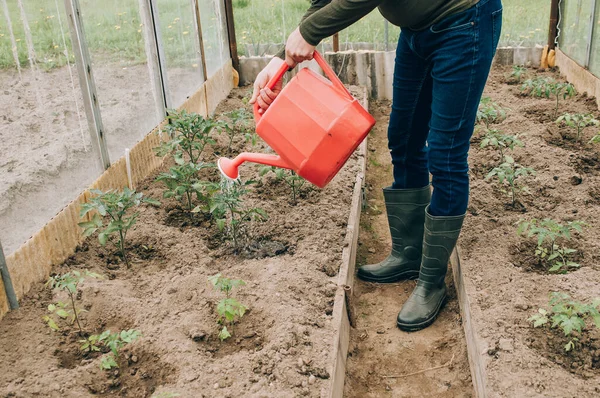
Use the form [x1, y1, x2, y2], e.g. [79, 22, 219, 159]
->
[344, 101, 473, 397]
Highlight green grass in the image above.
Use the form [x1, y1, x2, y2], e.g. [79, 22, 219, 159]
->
[0, 0, 552, 70]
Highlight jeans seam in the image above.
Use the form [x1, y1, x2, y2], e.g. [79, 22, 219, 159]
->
[398, 63, 432, 187]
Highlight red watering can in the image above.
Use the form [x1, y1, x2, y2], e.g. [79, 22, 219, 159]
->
[217, 51, 375, 188]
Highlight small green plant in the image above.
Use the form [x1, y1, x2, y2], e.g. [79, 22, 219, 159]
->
[590, 134, 600, 144]
[79, 188, 159, 268]
[485, 156, 535, 207]
[508, 65, 527, 83]
[529, 292, 600, 351]
[80, 329, 141, 370]
[44, 271, 102, 335]
[208, 273, 247, 341]
[223, 108, 257, 151]
[517, 218, 586, 273]
[156, 161, 218, 216]
[155, 109, 221, 164]
[210, 180, 267, 251]
[477, 97, 507, 129]
[259, 166, 307, 205]
[520, 77, 576, 118]
[480, 129, 523, 162]
[556, 113, 599, 143]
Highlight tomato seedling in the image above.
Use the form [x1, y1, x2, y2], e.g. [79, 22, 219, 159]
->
[556, 113, 599, 143]
[155, 109, 221, 164]
[223, 108, 257, 152]
[507, 65, 527, 84]
[44, 271, 102, 335]
[477, 97, 507, 129]
[259, 166, 307, 205]
[485, 155, 535, 207]
[517, 218, 586, 273]
[156, 161, 218, 217]
[479, 129, 523, 163]
[529, 292, 600, 351]
[80, 329, 141, 370]
[79, 188, 160, 268]
[210, 180, 267, 252]
[208, 273, 248, 341]
[520, 77, 576, 119]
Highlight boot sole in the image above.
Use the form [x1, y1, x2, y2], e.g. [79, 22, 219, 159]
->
[396, 294, 447, 332]
[357, 269, 420, 284]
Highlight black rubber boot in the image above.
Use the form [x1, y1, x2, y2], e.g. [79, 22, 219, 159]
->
[357, 186, 430, 283]
[396, 206, 465, 332]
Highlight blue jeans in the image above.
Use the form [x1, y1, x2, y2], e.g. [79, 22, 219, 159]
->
[388, 0, 503, 216]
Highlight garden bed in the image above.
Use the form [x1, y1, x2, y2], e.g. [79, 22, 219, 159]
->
[0, 86, 365, 397]
[461, 66, 600, 396]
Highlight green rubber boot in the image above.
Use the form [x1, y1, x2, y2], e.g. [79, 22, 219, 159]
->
[357, 186, 430, 283]
[396, 206, 465, 332]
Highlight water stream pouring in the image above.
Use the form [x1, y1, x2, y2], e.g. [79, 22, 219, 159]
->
[217, 51, 375, 188]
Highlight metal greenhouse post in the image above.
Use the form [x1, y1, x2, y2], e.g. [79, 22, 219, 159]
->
[139, 0, 169, 116]
[64, 0, 111, 169]
[0, 240, 18, 310]
[584, 0, 597, 68]
[192, 0, 209, 81]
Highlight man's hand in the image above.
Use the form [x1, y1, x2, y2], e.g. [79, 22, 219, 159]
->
[250, 57, 286, 114]
[285, 27, 316, 66]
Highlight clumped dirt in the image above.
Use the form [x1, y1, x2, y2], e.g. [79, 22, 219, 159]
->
[460, 66, 600, 396]
[343, 101, 473, 397]
[0, 86, 362, 397]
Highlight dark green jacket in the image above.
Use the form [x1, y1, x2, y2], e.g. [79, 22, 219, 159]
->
[277, 0, 478, 57]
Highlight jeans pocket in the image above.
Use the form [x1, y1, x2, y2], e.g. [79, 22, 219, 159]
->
[491, 8, 503, 54]
[429, 7, 476, 34]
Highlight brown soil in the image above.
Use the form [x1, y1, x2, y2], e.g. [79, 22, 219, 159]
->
[0, 87, 362, 397]
[461, 66, 600, 396]
[343, 101, 473, 397]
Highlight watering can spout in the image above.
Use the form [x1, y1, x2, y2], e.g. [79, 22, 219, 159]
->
[218, 153, 292, 180]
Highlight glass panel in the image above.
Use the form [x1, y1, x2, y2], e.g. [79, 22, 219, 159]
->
[0, 0, 103, 255]
[78, 0, 163, 162]
[500, 0, 549, 47]
[588, 0, 600, 78]
[559, 0, 595, 67]
[156, 0, 205, 107]
[199, 0, 229, 76]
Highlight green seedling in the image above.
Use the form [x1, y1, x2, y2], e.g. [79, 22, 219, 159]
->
[480, 129, 523, 163]
[556, 113, 599, 143]
[154, 109, 221, 164]
[224, 108, 257, 151]
[486, 155, 535, 207]
[44, 271, 102, 335]
[79, 188, 160, 268]
[210, 180, 267, 251]
[520, 77, 576, 119]
[156, 161, 218, 216]
[508, 65, 527, 83]
[590, 134, 600, 144]
[259, 166, 307, 205]
[477, 97, 507, 129]
[80, 329, 141, 370]
[529, 292, 600, 351]
[517, 218, 586, 273]
[208, 273, 247, 341]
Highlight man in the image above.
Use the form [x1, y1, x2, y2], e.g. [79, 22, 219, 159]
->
[250, 0, 502, 331]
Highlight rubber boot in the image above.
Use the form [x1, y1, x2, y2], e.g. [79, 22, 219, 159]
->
[396, 206, 465, 332]
[356, 186, 430, 283]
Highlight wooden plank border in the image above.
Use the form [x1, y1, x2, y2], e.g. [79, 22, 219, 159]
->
[450, 248, 488, 398]
[326, 87, 368, 398]
[0, 60, 233, 320]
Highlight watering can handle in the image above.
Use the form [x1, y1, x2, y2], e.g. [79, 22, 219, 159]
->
[254, 50, 352, 118]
